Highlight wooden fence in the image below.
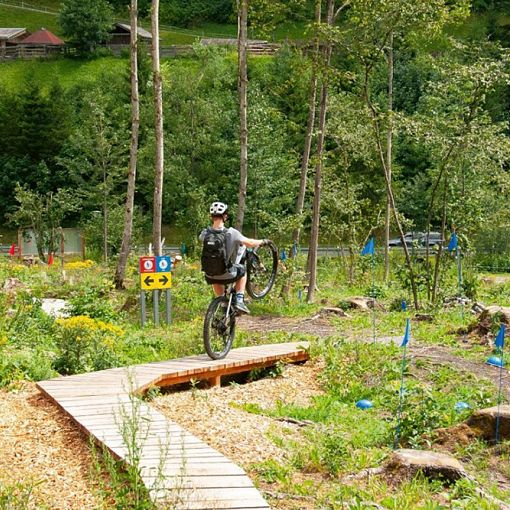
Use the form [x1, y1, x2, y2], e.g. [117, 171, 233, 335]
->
[0, 42, 279, 61]
[0, 45, 62, 60]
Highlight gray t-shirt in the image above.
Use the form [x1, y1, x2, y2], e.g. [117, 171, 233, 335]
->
[199, 227, 248, 265]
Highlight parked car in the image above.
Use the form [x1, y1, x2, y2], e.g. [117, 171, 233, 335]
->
[420, 231, 444, 247]
[388, 231, 445, 248]
[388, 232, 422, 247]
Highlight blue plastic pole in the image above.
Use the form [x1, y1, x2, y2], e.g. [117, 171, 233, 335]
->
[496, 344, 504, 444]
[394, 344, 407, 449]
[457, 246, 464, 322]
[371, 251, 376, 344]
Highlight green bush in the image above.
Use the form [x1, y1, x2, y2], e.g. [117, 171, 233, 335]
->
[52, 315, 123, 374]
[0, 346, 56, 387]
[66, 285, 120, 322]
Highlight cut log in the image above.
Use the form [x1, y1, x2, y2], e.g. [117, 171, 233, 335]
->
[343, 297, 383, 312]
[468, 306, 510, 342]
[466, 405, 510, 441]
[320, 307, 350, 317]
[414, 313, 433, 322]
[479, 306, 510, 325]
[386, 449, 465, 483]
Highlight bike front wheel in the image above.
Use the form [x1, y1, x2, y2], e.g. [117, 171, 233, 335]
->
[246, 240, 278, 300]
[203, 296, 236, 360]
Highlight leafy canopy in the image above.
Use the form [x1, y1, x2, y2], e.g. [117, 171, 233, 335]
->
[59, 0, 113, 54]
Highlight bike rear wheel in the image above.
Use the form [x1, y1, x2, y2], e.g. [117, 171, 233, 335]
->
[203, 296, 236, 360]
[246, 240, 278, 300]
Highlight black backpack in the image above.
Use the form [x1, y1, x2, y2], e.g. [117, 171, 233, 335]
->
[201, 228, 230, 276]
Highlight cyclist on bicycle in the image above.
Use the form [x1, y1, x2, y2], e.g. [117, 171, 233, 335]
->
[200, 202, 266, 314]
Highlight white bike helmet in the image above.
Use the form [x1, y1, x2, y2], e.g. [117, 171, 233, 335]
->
[210, 202, 228, 215]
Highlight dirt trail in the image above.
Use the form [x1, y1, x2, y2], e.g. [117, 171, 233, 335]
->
[237, 314, 337, 337]
[239, 314, 509, 397]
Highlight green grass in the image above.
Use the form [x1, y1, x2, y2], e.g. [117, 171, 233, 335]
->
[244, 339, 502, 507]
[0, 5, 60, 34]
[0, 58, 127, 90]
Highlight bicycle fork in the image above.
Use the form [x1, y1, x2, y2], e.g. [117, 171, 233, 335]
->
[224, 291, 234, 318]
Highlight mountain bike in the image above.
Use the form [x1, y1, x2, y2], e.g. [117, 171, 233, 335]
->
[203, 240, 278, 360]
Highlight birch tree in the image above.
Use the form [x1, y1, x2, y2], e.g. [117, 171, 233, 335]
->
[307, 0, 334, 303]
[292, 0, 321, 249]
[151, 0, 164, 255]
[235, 0, 249, 230]
[115, 0, 140, 289]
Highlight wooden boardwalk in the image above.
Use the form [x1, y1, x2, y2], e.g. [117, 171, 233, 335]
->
[37, 342, 309, 509]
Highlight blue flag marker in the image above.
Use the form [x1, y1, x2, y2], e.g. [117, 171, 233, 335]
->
[448, 232, 458, 253]
[361, 236, 376, 342]
[495, 323, 506, 443]
[495, 324, 506, 350]
[401, 319, 411, 347]
[401, 300, 407, 312]
[395, 319, 411, 449]
[280, 248, 287, 262]
[361, 237, 375, 256]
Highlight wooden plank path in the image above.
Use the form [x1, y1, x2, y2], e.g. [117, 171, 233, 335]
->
[37, 342, 309, 509]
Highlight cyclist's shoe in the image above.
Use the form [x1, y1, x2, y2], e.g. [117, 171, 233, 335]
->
[234, 300, 250, 315]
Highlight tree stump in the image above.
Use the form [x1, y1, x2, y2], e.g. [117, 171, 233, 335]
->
[467, 405, 510, 441]
[386, 449, 465, 483]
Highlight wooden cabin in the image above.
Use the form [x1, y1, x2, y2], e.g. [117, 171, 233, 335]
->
[109, 23, 152, 46]
[0, 28, 29, 58]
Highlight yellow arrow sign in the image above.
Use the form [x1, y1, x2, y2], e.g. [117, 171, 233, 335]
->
[140, 272, 172, 290]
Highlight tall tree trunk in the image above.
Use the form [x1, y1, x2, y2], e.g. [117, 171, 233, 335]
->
[432, 173, 448, 303]
[384, 31, 393, 281]
[115, 0, 140, 289]
[151, 0, 164, 256]
[364, 65, 419, 310]
[235, 0, 248, 230]
[291, 0, 321, 250]
[103, 165, 108, 263]
[307, 0, 334, 304]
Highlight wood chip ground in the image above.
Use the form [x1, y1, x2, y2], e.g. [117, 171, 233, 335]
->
[0, 383, 99, 509]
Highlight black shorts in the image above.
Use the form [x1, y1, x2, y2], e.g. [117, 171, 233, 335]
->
[205, 264, 246, 285]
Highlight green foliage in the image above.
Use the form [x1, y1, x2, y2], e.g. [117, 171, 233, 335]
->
[52, 315, 123, 374]
[160, 0, 233, 27]
[8, 185, 80, 262]
[90, 392, 166, 509]
[254, 459, 292, 484]
[59, 0, 113, 54]
[83, 204, 147, 258]
[0, 479, 44, 510]
[66, 284, 120, 321]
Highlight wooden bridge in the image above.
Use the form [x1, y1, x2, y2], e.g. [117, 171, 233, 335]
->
[37, 342, 309, 509]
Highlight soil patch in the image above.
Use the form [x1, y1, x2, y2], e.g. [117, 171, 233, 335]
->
[410, 343, 510, 401]
[237, 314, 337, 337]
[0, 383, 98, 509]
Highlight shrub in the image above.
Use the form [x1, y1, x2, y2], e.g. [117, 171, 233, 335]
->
[66, 285, 120, 322]
[53, 315, 124, 374]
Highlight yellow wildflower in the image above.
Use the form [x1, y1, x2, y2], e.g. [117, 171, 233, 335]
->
[65, 260, 96, 270]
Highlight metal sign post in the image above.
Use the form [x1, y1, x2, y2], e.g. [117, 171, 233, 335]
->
[140, 290, 146, 327]
[139, 255, 172, 326]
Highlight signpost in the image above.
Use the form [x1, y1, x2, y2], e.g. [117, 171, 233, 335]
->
[139, 255, 172, 326]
